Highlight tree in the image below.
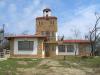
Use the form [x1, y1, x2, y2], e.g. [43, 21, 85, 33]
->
[0, 24, 5, 52]
[71, 28, 81, 56]
[86, 12, 100, 56]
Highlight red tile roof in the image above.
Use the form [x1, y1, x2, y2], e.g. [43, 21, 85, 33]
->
[63, 40, 90, 43]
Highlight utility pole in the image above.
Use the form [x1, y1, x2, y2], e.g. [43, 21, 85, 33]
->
[0, 24, 5, 49]
[3, 24, 5, 38]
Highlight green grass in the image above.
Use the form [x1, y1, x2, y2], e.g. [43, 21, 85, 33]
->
[80, 56, 100, 67]
[0, 58, 42, 75]
[0, 56, 100, 75]
[53, 56, 100, 68]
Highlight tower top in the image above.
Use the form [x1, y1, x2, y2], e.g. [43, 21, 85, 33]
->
[43, 8, 51, 17]
[43, 8, 51, 12]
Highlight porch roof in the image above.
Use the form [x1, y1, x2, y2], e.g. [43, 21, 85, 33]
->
[63, 39, 90, 43]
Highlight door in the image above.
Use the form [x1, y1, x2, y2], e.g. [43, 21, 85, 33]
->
[45, 44, 50, 57]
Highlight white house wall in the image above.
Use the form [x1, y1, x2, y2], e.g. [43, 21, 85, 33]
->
[14, 38, 38, 55]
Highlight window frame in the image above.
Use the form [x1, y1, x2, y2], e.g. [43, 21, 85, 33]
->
[66, 44, 75, 52]
[58, 45, 66, 52]
[18, 41, 34, 51]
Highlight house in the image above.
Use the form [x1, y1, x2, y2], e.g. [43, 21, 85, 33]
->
[57, 40, 91, 56]
[5, 8, 91, 58]
[5, 35, 46, 58]
[6, 35, 91, 58]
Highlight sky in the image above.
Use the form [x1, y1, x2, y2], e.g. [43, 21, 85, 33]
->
[0, 0, 100, 39]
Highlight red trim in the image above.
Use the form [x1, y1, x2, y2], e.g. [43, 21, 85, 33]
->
[63, 40, 90, 43]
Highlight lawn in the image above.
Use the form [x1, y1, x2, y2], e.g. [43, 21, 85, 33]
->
[0, 58, 42, 75]
[0, 56, 100, 75]
[53, 56, 100, 68]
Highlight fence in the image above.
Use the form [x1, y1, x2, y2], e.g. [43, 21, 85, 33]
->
[0, 52, 5, 58]
[0, 49, 10, 58]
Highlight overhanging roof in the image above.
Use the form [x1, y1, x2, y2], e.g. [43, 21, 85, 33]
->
[5, 35, 46, 39]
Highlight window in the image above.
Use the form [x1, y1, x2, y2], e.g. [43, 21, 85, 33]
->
[85, 46, 91, 52]
[18, 41, 34, 51]
[58, 45, 65, 52]
[41, 31, 46, 36]
[39, 21, 40, 25]
[46, 32, 50, 36]
[51, 45, 56, 51]
[67, 45, 74, 52]
[50, 20, 54, 24]
[41, 31, 50, 36]
[49, 32, 55, 37]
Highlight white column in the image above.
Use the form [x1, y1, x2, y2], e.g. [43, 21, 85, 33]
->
[56, 32, 58, 41]
[74, 44, 79, 55]
[42, 41, 45, 58]
[76, 44, 79, 55]
[56, 46, 58, 55]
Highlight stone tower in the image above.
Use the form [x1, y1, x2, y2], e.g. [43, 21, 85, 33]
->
[35, 8, 58, 57]
[36, 8, 57, 42]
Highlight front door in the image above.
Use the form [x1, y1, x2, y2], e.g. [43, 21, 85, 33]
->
[45, 44, 50, 57]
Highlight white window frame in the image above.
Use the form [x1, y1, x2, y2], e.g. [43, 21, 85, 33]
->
[58, 44, 79, 55]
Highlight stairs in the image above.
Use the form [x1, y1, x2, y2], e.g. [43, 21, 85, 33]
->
[0, 49, 10, 60]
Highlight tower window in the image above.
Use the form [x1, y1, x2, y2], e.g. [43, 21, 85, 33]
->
[50, 20, 54, 24]
[46, 32, 50, 36]
[53, 21, 54, 24]
[41, 31, 50, 36]
[39, 21, 40, 25]
[41, 31, 46, 36]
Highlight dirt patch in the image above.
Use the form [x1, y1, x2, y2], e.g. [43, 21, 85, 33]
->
[16, 59, 98, 75]
[17, 67, 87, 75]
[17, 61, 28, 65]
[38, 59, 62, 67]
[49, 67, 86, 75]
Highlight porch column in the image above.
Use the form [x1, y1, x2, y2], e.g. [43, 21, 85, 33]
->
[56, 46, 58, 55]
[42, 42, 45, 58]
[74, 44, 79, 55]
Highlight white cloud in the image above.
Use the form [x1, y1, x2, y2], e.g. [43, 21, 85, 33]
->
[6, 0, 44, 34]
[5, 0, 100, 38]
[58, 5, 100, 39]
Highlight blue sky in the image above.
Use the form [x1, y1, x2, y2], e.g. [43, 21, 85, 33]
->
[0, 0, 100, 38]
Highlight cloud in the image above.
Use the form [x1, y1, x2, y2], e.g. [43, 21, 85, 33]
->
[5, 0, 44, 34]
[58, 4, 100, 39]
[1, 0, 100, 38]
